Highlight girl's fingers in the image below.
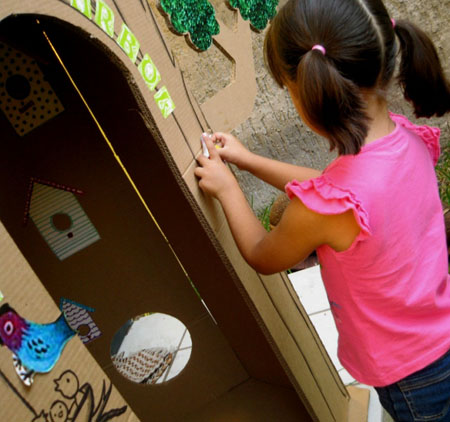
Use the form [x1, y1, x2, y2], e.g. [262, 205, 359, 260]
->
[194, 166, 204, 179]
[213, 132, 227, 147]
[202, 133, 220, 159]
[196, 153, 209, 167]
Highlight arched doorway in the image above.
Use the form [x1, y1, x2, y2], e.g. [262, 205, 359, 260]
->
[0, 14, 313, 421]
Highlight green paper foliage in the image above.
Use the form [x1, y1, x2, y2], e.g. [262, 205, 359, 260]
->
[160, 0, 220, 51]
[229, 0, 278, 30]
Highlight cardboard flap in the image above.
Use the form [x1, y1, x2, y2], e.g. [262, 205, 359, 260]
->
[0, 221, 139, 422]
[200, 13, 257, 132]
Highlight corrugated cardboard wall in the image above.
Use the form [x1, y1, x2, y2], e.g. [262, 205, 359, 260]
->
[0, 1, 352, 421]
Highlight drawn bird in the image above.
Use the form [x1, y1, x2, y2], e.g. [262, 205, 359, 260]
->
[54, 369, 79, 399]
[49, 400, 69, 422]
[0, 303, 76, 385]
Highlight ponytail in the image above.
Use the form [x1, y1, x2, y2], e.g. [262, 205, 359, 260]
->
[394, 20, 450, 117]
[297, 51, 368, 155]
[265, 0, 450, 156]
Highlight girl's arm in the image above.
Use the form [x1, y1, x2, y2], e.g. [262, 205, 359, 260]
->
[195, 136, 360, 274]
[212, 132, 321, 190]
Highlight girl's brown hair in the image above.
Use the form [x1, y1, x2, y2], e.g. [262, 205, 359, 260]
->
[265, 0, 450, 155]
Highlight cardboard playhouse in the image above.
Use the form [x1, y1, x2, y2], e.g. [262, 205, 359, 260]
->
[0, 1, 369, 421]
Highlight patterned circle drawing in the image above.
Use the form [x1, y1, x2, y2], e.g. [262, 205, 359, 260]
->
[0, 42, 64, 136]
[111, 313, 192, 385]
[51, 213, 73, 232]
[5, 74, 31, 100]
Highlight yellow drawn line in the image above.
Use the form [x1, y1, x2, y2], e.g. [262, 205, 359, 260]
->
[39, 21, 190, 279]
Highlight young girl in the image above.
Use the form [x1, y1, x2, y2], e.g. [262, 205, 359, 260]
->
[195, 0, 450, 420]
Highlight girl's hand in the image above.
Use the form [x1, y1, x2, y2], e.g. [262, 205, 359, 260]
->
[211, 132, 254, 170]
[195, 134, 240, 200]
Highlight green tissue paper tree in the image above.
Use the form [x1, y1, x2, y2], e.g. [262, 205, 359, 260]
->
[160, 0, 220, 51]
[229, 0, 279, 30]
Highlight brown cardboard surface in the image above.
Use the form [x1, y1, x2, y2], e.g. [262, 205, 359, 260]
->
[0, 15, 252, 421]
[112, 99, 297, 389]
[2, 0, 207, 176]
[0, 1, 360, 421]
[117, 0, 204, 173]
[0, 9, 312, 422]
[183, 157, 225, 233]
[103, 315, 249, 421]
[260, 272, 350, 418]
[0, 221, 138, 422]
[347, 386, 370, 422]
[215, 222, 342, 421]
[184, 378, 312, 422]
[200, 13, 258, 132]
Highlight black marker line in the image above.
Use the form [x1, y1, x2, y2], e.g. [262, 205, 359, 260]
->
[110, 0, 127, 28]
[110, 0, 145, 63]
[147, 4, 176, 66]
[171, 112, 196, 160]
[139, 0, 147, 13]
[0, 368, 37, 416]
[179, 69, 208, 133]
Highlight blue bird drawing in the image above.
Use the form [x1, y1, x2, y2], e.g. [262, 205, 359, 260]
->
[0, 303, 76, 386]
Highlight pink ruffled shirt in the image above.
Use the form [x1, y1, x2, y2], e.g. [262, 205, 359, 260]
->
[286, 113, 450, 386]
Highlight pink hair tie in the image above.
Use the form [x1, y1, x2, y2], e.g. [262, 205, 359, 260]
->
[311, 44, 326, 55]
[391, 18, 396, 28]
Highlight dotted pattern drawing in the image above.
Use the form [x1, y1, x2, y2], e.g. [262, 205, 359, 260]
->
[0, 43, 64, 136]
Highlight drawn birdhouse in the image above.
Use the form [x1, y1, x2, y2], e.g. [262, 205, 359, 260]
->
[60, 298, 102, 344]
[0, 42, 64, 136]
[26, 179, 100, 260]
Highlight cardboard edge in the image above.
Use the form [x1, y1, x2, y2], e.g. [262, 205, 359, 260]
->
[347, 386, 370, 422]
[258, 271, 349, 420]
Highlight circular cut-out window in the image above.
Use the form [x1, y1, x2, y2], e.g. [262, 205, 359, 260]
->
[6, 74, 31, 100]
[77, 324, 91, 337]
[110, 313, 192, 385]
[51, 212, 73, 232]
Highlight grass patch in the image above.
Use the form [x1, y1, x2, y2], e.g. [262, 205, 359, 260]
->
[257, 199, 274, 232]
[250, 194, 275, 232]
[437, 142, 450, 208]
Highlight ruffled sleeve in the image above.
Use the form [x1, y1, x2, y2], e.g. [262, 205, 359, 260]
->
[390, 112, 441, 165]
[285, 176, 372, 237]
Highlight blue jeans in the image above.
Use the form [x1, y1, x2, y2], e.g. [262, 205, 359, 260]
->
[375, 349, 450, 421]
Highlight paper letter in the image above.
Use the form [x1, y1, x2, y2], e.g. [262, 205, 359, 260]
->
[117, 24, 140, 64]
[154, 86, 175, 118]
[70, 0, 92, 19]
[138, 54, 161, 91]
[95, 0, 115, 37]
